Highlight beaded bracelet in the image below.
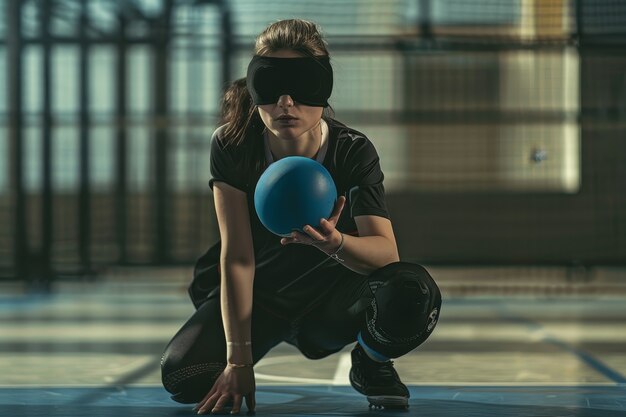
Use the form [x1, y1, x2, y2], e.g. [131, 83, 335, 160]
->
[328, 233, 345, 262]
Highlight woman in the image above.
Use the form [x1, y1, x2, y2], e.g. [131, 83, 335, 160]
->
[161, 19, 442, 415]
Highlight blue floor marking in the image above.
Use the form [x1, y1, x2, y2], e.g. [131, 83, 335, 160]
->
[493, 301, 626, 385]
[544, 337, 626, 384]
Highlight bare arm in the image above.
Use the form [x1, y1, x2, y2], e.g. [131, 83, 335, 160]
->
[195, 181, 256, 415]
[213, 181, 255, 365]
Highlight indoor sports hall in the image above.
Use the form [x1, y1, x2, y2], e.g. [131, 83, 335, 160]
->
[1, 1, 625, 416]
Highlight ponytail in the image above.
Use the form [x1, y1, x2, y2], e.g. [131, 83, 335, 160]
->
[218, 77, 260, 147]
[217, 78, 266, 186]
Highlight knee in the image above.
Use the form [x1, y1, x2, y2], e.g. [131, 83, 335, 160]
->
[160, 349, 183, 397]
[368, 262, 442, 336]
[160, 344, 184, 388]
[160, 350, 225, 404]
[161, 361, 225, 404]
[370, 262, 441, 306]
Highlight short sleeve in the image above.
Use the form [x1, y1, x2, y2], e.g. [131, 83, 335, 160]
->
[347, 139, 390, 219]
[208, 127, 247, 192]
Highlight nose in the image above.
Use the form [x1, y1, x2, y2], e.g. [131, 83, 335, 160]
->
[277, 94, 294, 108]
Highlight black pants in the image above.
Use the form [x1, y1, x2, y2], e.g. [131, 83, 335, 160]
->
[160, 261, 442, 404]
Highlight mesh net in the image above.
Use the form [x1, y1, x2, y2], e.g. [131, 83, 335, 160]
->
[0, 0, 625, 280]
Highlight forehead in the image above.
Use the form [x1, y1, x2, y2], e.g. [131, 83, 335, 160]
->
[266, 49, 304, 59]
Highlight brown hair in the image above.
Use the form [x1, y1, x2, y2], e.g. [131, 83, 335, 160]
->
[217, 77, 253, 143]
[254, 18, 329, 58]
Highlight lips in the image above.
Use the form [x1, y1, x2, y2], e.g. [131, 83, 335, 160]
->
[275, 115, 298, 121]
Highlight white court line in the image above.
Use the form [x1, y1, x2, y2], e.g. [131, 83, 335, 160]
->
[332, 353, 351, 385]
[253, 356, 332, 385]
[253, 373, 332, 385]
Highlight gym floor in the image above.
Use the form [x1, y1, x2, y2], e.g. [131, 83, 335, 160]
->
[1, 266, 626, 417]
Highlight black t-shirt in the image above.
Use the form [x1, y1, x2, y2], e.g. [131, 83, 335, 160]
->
[192, 118, 389, 314]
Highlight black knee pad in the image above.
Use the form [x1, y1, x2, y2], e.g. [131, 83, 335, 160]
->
[361, 262, 442, 358]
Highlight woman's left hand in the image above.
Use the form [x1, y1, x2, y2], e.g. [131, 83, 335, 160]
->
[280, 195, 346, 253]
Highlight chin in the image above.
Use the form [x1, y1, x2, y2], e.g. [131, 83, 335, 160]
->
[274, 127, 303, 139]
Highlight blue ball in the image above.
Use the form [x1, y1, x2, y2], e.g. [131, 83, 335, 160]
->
[254, 156, 337, 237]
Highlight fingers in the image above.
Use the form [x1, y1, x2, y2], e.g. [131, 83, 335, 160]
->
[245, 392, 256, 414]
[280, 229, 321, 246]
[194, 386, 218, 413]
[280, 230, 310, 245]
[212, 394, 231, 414]
[197, 391, 221, 414]
[281, 219, 340, 246]
[230, 394, 243, 415]
[197, 393, 250, 415]
[318, 218, 335, 235]
[330, 196, 346, 222]
[303, 225, 326, 242]
[280, 196, 346, 247]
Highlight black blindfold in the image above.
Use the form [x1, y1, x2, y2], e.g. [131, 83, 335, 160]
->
[246, 55, 333, 107]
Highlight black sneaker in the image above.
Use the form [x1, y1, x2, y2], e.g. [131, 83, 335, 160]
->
[349, 343, 410, 409]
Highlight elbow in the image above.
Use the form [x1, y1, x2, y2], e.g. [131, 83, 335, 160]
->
[368, 240, 400, 274]
[220, 253, 255, 267]
[219, 256, 256, 283]
[221, 256, 255, 268]
[388, 238, 400, 263]
[382, 249, 400, 269]
[383, 253, 400, 268]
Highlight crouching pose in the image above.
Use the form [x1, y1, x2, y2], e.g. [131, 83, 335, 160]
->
[161, 18, 442, 415]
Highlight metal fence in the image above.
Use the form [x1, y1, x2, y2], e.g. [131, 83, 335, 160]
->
[1, 0, 625, 284]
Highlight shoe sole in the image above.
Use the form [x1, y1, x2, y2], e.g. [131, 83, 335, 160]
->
[367, 395, 409, 409]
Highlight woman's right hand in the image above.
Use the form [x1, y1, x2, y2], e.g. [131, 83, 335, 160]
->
[194, 365, 256, 415]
